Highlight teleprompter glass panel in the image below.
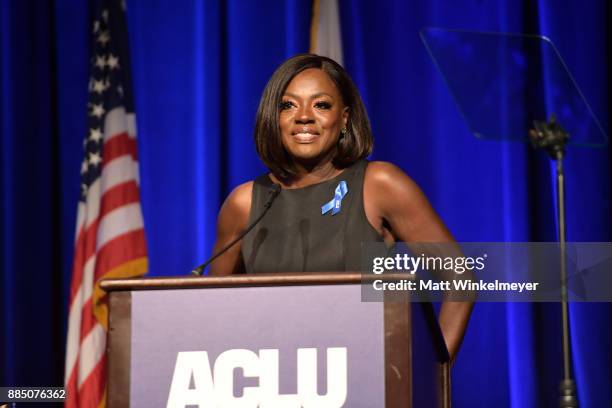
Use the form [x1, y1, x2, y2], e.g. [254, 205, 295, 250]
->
[420, 28, 608, 147]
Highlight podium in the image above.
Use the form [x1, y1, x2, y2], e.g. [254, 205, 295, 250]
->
[101, 273, 451, 408]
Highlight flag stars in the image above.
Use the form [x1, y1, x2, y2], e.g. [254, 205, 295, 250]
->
[97, 31, 110, 46]
[89, 152, 102, 166]
[89, 127, 103, 142]
[107, 54, 119, 70]
[91, 104, 105, 118]
[92, 80, 106, 94]
[102, 9, 109, 22]
[95, 55, 106, 69]
[93, 20, 100, 34]
[81, 160, 89, 174]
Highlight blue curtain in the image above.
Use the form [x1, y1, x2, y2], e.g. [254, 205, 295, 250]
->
[1, 0, 610, 406]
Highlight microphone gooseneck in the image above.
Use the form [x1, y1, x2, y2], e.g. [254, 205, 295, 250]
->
[191, 183, 281, 276]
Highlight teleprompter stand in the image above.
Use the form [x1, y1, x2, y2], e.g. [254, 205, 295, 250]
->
[421, 28, 609, 407]
[529, 116, 575, 405]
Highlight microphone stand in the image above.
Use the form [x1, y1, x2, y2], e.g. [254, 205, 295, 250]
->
[191, 184, 281, 276]
[529, 115, 578, 408]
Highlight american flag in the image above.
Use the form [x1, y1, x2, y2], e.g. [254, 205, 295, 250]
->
[64, 1, 147, 406]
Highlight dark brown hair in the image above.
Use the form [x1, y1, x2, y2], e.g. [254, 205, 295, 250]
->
[254, 54, 373, 179]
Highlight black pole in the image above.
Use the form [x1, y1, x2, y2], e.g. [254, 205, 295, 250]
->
[529, 116, 578, 408]
[555, 151, 578, 408]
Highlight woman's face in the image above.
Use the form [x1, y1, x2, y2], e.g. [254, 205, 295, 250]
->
[279, 68, 348, 167]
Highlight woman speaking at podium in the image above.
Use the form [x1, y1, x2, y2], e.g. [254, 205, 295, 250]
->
[208, 54, 472, 360]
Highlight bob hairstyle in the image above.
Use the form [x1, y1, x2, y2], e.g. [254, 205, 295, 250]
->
[254, 54, 373, 179]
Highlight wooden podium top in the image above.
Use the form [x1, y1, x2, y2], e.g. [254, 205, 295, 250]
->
[100, 271, 415, 292]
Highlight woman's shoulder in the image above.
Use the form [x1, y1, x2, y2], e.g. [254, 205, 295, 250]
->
[364, 160, 427, 208]
[364, 160, 415, 187]
[219, 181, 253, 223]
[229, 180, 254, 199]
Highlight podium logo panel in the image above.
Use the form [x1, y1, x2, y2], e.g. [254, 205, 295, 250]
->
[166, 348, 347, 408]
[130, 285, 384, 407]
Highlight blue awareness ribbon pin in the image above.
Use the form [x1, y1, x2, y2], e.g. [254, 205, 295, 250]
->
[321, 181, 348, 215]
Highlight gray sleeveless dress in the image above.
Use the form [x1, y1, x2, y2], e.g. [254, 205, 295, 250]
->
[241, 160, 383, 273]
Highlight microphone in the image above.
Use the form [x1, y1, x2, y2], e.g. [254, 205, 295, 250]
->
[191, 183, 281, 276]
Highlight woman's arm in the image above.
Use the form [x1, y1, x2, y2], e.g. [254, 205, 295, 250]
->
[208, 181, 253, 276]
[364, 161, 473, 361]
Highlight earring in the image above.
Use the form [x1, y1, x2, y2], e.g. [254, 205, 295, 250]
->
[341, 127, 347, 135]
